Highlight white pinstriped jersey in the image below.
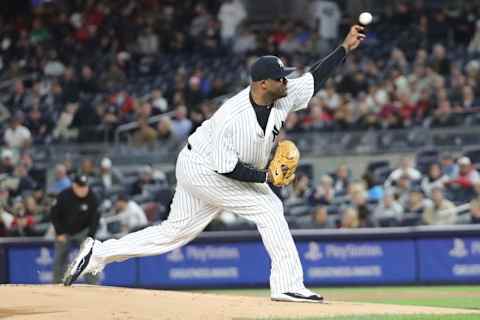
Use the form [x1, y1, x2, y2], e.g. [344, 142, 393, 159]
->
[188, 72, 314, 173]
[85, 73, 314, 296]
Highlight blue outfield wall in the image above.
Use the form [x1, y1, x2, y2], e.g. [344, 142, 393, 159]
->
[1, 226, 480, 287]
[418, 237, 480, 283]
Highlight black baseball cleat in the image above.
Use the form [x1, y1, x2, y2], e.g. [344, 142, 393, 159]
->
[63, 237, 95, 286]
[271, 288, 324, 303]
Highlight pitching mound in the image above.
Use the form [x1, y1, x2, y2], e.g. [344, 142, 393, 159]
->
[1, 285, 478, 319]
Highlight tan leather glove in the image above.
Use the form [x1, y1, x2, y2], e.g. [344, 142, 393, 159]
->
[267, 140, 300, 187]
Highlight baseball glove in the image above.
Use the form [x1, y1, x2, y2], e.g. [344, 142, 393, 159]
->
[268, 140, 300, 187]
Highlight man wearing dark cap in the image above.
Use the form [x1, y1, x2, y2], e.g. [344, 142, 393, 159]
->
[65, 25, 365, 303]
[50, 174, 100, 283]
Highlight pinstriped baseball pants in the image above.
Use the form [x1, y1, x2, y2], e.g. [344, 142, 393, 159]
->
[93, 146, 306, 295]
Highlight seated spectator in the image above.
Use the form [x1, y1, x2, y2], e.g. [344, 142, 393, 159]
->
[23, 195, 48, 235]
[135, 101, 153, 122]
[101, 64, 127, 92]
[0, 203, 14, 236]
[218, 0, 247, 47]
[99, 157, 124, 193]
[459, 85, 480, 110]
[171, 105, 192, 142]
[104, 193, 148, 236]
[430, 99, 457, 127]
[4, 114, 32, 149]
[156, 117, 175, 142]
[0, 185, 10, 209]
[469, 200, 480, 224]
[0, 149, 16, 175]
[25, 104, 52, 144]
[52, 103, 79, 141]
[422, 187, 456, 225]
[130, 165, 155, 196]
[133, 118, 157, 148]
[11, 164, 36, 197]
[402, 188, 431, 226]
[373, 191, 404, 225]
[48, 164, 72, 195]
[151, 89, 168, 113]
[137, 26, 159, 56]
[8, 200, 37, 237]
[430, 44, 451, 77]
[311, 206, 335, 228]
[385, 157, 421, 188]
[362, 172, 384, 202]
[348, 182, 375, 227]
[292, 206, 335, 229]
[421, 162, 449, 196]
[5, 80, 26, 113]
[468, 20, 480, 54]
[78, 65, 100, 95]
[309, 174, 335, 206]
[232, 29, 257, 54]
[286, 173, 311, 205]
[390, 174, 413, 207]
[440, 153, 459, 179]
[79, 158, 98, 180]
[331, 164, 351, 196]
[405, 188, 431, 215]
[446, 156, 480, 189]
[340, 207, 359, 229]
[468, 181, 480, 224]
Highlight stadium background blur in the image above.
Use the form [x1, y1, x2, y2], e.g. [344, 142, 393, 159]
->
[1, 0, 480, 240]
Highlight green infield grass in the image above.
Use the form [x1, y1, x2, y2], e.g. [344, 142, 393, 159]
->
[202, 286, 480, 320]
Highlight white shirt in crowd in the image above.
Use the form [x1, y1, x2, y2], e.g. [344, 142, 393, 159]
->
[385, 167, 422, 187]
[117, 201, 148, 230]
[1, 210, 14, 229]
[4, 125, 31, 148]
[312, 0, 341, 40]
[103, 201, 148, 234]
[218, 0, 246, 41]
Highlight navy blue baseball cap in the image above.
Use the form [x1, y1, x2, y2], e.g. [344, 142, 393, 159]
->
[250, 56, 296, 81]
[73, 174, 89, 186]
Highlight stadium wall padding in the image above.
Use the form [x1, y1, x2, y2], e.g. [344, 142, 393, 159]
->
[1, 226, 480, 287]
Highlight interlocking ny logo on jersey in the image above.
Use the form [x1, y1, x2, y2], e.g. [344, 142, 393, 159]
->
[272, 121, 285, 142]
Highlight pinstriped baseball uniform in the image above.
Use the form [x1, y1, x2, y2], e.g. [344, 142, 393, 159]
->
[90, 72, 314, 295]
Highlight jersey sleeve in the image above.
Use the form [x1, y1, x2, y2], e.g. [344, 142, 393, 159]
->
[211, 121, 239, 174]
[288, 72, 314, 112]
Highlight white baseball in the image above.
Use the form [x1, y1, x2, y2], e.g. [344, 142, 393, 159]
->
[359, 12, 373, 25]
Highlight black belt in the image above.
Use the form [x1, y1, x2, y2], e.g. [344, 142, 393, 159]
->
[187, 142, 192, 150]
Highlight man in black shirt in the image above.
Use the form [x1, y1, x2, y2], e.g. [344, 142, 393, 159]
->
[51, 174, 100, 283]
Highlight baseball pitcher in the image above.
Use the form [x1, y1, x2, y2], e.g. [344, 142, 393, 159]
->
[64, 25, 365, 303]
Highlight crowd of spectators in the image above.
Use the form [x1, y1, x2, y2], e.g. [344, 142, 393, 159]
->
[270, 153, 480, 231]
[2, 1, 480, 237]
[1, 147, 480, 238]
[0, 150, 173, 238]
[1, 1, 480, 147]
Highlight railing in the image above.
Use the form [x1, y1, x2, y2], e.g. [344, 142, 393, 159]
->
[288, 125, 480, 156]
[0, 73, 38, 91]
[24, 125, 480, 167]
[112, 94, 230, 145]
[113, 111, 175, 145]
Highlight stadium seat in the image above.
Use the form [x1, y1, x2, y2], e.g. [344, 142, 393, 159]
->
[366, 160, 390, 174]
[416, 148, 440, 174]
[463, 148, 480, 165]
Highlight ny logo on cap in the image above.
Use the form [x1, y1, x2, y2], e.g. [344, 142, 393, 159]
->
[276, 58, 284, 68]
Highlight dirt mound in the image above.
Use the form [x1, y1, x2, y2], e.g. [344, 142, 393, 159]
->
[1, 285, 478, 319]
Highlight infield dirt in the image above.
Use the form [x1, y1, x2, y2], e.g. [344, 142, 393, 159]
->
[1, 285, 478, 319]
